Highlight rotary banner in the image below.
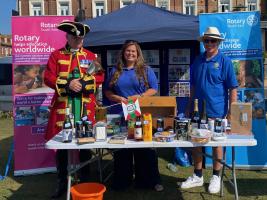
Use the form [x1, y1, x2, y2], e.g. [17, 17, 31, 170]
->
[12, 16, 73, 175]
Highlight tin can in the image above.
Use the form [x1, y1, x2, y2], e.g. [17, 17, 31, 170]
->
[156, 118, 164, 132]
[208, 118, 215, 132]
[222, 119, 228, 133]
[174, 118, 190, 141]
[215, 118, 222, 133]
[84, 120, 93, 137]
[75, 121, 84, 138]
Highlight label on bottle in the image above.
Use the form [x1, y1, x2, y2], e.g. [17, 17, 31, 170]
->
[191, 122, 198, 130]
[134, 127, 142, 140]
[208, 119, 215, 132]
[193, 116, 200, 121]
[62, 129, 72, 143]
[143, 120, 149, 125]
[64, 123, 71, 128]
[81, 116, 88, 121]
[200, 119, 207, 124]
[199, 123, 208, 129]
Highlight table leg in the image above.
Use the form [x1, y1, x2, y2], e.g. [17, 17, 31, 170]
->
[220, 147, 226, 197]
[232, 147, 239, 200]
[97, 149, 103, 182]
[66, 150, 71, 200]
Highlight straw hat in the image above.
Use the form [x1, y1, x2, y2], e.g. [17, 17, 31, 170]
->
[57, 21, 90, 37]
[198, 27, 224, 42]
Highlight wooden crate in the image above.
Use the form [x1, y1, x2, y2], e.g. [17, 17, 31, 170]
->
[139, 96, 177, 130]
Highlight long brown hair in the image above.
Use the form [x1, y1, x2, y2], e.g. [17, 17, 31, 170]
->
[109, 40, 149, 88]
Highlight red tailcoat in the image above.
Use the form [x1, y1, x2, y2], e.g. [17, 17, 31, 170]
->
[44, 46, 104, 141]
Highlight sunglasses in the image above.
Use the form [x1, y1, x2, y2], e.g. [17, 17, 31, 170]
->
[203, 39, 218, 44]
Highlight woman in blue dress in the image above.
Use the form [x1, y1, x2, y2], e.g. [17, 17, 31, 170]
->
[104, 40, 163, 192]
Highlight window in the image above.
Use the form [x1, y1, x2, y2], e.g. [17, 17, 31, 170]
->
[218, 0, 231, 12]
[96, 2, 104, 16]
[32, 3, 42, 16]
[120, 0, 134, 8]
[246, 0, 259, 11]
[61, 3, 69, 15]
[183, 0, 197, 15]
[92, 0, 107, 18]
[156, 0, 170, 10]
[5, 48, 8, 56]
[29, 0, 44, 16]
[57, 0, 72, 16]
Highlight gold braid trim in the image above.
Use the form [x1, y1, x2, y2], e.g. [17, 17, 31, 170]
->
[58, 60, 70, 65]
[56, 121, 64, 127]
[56, 109, 65, 115]
[55, 77, 68, 96]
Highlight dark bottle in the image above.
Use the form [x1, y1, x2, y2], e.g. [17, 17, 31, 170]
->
[81, 102, 88, 122]
[75, 121, 84, 138]
[84, 120, 93, 137]
[72, 68, 80, 79]
[199, 100, 208, 129]
[127, 119, 135, 139]
[191, 99, 200, 130]
[62, 107, 73, 143]
[134, 116, 143, 141]
[156, 118, 164, 132]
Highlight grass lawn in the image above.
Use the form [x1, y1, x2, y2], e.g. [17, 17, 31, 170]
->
[1, 118, 267, 200]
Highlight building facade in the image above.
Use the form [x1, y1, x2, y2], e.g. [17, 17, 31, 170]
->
[0, 35, 12, 57]
[17, 0, 267, 50]
[18, 0, 264, 19]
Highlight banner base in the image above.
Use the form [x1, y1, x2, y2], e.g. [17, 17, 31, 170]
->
[14, 167, 56, 176]
[206, 164, 267, 170]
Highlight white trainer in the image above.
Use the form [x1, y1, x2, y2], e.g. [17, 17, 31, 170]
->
[180, 174, 204, 189]
[208, 175, 221, 194]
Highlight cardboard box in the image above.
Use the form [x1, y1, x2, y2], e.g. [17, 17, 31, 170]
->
[231, 102, 252, 135]
[139, 97, 176, 130]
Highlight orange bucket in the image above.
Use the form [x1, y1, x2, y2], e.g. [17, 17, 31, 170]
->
[70, 183, 106, 200]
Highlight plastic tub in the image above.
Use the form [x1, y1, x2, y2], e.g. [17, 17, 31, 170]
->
[154, 132, 176, 142]
[70, 182, 106, 200]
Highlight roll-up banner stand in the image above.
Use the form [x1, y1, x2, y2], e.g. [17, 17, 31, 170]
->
[199, 12, 267, 168]
[12, 16, 74, 175]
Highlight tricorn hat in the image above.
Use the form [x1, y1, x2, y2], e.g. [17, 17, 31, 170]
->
[57, 21, 90, 37]
[198, 27, 224, 42]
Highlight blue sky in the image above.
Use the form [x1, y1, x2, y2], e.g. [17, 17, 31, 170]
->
[0, 0, 17, 34]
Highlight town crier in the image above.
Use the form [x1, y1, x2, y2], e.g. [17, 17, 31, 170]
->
[44, 21, 104, 199]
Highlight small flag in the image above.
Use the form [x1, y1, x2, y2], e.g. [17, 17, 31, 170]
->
[121, 98, 141, 120]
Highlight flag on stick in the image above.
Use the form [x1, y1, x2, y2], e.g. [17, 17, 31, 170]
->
[121, 98, 141, 120]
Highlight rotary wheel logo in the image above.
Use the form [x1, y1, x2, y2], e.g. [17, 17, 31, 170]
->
[247, 15, 258, 26]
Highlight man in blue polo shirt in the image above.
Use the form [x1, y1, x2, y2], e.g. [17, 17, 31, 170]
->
[181, 27, 238, 194]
